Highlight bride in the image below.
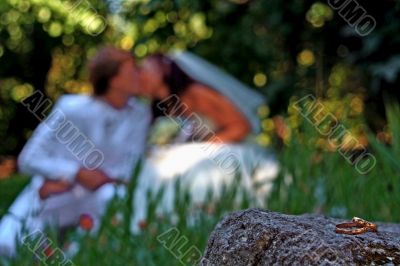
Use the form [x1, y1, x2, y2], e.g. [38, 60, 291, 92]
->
[131, 51, 279, 231]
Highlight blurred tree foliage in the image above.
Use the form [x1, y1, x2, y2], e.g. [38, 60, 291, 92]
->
[0, 0, 399, 155]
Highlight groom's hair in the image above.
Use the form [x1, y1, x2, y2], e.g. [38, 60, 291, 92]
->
[89, 46, 134, 95]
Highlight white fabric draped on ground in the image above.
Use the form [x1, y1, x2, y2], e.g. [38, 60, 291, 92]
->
[132, 143, 279, 232]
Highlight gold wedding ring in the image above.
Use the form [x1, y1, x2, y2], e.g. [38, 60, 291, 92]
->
[335, 217, 378, 235]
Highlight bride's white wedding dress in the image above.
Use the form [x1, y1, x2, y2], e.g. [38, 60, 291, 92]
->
[132, 142, 278, 232]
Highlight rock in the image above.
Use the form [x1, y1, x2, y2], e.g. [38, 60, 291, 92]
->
[202, 209, 400, 265]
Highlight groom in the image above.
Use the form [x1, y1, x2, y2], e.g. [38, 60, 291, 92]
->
[0, 46, 151, 257]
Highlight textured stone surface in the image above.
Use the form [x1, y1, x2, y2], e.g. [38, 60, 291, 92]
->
[202, 209, 400, 265]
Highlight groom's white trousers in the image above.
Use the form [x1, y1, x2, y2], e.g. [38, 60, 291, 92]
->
[0, 176, 115, 257]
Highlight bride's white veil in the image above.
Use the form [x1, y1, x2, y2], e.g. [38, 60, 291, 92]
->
[168, 50, 265, 134]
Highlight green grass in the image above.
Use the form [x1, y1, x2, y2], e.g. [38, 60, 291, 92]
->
[0, 175, 30, 218]
[1, 104, 399, 265]
[267, 101, 399, 222]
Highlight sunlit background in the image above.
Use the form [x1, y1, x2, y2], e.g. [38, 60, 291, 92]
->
[0, 0, 398, 157]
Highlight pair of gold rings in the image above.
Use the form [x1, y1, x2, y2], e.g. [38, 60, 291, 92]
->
[335, 217, 378, 235]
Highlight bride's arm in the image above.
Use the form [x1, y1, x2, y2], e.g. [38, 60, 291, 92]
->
[183, 84, 251, 143]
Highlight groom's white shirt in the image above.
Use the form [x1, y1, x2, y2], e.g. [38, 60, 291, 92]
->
[0, 94, 151, 257]
[19, 94, 151, 182]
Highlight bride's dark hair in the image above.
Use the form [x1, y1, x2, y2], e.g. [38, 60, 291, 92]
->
[148, 54, 195, 118]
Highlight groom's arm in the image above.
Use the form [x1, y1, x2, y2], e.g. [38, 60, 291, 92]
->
[18, 98, 82, 183]
[19, 95, 128, 199]
[39, 169, 117, 199]
[19, 97, 117, 193]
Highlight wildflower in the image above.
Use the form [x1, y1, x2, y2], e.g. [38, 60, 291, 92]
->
[79, 213, 94, 231]
[138, 220, 148, 231]
[44, 246, 53, 257]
